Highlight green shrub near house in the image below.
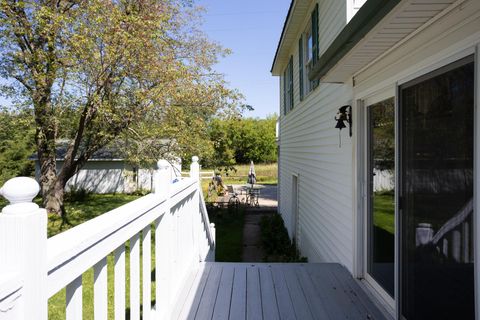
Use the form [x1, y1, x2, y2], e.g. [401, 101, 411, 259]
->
[260, 213, 307, 262]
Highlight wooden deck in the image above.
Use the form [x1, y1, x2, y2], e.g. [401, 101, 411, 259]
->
[174, 262, 387, 320]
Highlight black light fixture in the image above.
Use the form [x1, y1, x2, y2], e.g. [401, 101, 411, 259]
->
[334, 105, 352, 147]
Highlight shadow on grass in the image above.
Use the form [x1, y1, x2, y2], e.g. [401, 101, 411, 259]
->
[208, 206, 245, 262]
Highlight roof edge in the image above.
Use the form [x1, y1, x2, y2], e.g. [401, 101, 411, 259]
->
[270, 0, 295, 74]
[308, 0, 401, 82]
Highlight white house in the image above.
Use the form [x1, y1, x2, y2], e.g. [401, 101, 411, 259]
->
[272, 0, 479, 318]
[32, 142, 181, 194]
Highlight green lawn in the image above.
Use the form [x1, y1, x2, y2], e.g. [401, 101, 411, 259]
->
[218, 163, 278, 185]
[373, 192, 395, 234]
[48, 194, 140, 237]
[208, 207, 245, 262]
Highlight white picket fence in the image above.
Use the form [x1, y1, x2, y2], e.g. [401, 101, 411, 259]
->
[0, 157, 215, 320]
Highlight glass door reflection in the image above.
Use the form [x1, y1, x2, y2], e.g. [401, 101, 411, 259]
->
[367, 97, 395, 298]
[400, 57, 475, 319]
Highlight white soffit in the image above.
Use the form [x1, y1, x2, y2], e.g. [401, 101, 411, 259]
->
[322, 0, 460, 83]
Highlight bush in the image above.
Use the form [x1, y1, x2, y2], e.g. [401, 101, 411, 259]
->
[260, 213, 307, 262]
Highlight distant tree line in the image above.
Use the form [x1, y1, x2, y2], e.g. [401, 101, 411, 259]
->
[201, 115, 278, 170]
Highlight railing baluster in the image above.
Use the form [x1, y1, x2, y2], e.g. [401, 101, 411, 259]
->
[462, 221, 470, 262]
[66, 275, 83, 320]
[130, 233, 141, 320]
[443, 238, 449, 258]
[452, 229, 461, 262]
[94, 257, 108, 320]
[114, 245, 126, 320]
[142, 226, 152, 319]
[155, 214, 171, 318]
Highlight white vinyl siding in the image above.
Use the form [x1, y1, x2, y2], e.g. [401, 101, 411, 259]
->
[279, 82, 354, 269]
[278, 0, 354, 270]
[318, 0, 346, 56]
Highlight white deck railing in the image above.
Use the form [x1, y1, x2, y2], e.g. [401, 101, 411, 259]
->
[0, 156, 215, 320]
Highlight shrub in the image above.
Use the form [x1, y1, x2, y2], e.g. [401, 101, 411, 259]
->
[260, 213, 307, 262]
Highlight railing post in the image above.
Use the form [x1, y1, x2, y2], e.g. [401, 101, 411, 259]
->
[210, 222, 216, 260]
[190, 156, 201, 262]
[189, 156, 200, 181]
[0, 177, 47, 320]
[154, 160, 172, 199]
[154, 160, 173, 319]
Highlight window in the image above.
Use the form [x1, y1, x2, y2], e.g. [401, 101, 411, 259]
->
[299, 4, 319, 100]
[283, 56, 294, 115]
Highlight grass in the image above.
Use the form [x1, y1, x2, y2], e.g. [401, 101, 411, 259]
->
[373, 191, 395, 234]
[208, 207, 245, 262]
[217, 163, 278, 185]
[48, 193, 140, 237]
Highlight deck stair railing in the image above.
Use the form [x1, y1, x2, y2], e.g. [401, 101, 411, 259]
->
[416, 198, 473, 263]
[0, 156, 215, 320]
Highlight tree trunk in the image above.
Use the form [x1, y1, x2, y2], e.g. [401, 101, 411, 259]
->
[35, 94, 64, 216]
[39, 155, 65, 216]
[44, 180, 66, 217]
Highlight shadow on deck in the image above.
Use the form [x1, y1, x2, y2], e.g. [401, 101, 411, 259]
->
[174, 262, 388, 320]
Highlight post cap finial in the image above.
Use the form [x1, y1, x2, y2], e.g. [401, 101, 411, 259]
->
[0, 177, 40, 215]
[191, 156, 199, 163]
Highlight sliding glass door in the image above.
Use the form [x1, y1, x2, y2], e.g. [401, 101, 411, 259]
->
[399, 56, 475, 319]
[366, 97, 395, 299]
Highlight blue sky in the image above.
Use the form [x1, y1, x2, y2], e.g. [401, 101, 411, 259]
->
[196, 0, 291, 118]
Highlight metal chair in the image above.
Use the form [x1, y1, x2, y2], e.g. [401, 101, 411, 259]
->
[246, 188, 260, 207]
[227, 185, 240, 206]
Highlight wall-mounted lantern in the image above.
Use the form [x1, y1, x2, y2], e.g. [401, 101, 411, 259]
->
[334, 105, 352, 147]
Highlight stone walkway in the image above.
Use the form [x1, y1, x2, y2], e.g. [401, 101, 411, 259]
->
[229, 184, 277, 262]
[242, 210, 276, 262]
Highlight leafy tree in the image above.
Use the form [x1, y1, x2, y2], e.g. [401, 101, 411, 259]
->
[204, 117, 236, 171]
[0, 0, 240, 216]
[233, 115, 277, 164]
[202, 114, 278, 170]
[0, 108, 35, 184]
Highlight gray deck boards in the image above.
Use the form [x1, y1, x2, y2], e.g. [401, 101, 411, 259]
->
[177, 262, 387, 320]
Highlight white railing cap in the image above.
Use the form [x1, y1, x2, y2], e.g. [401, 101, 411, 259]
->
[192, 156, 199, 163]
[0, 177, 40, 215]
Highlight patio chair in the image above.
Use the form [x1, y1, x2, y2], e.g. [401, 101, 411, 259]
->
[227, 185, 240, 206]
[246, 188, 260, 207]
